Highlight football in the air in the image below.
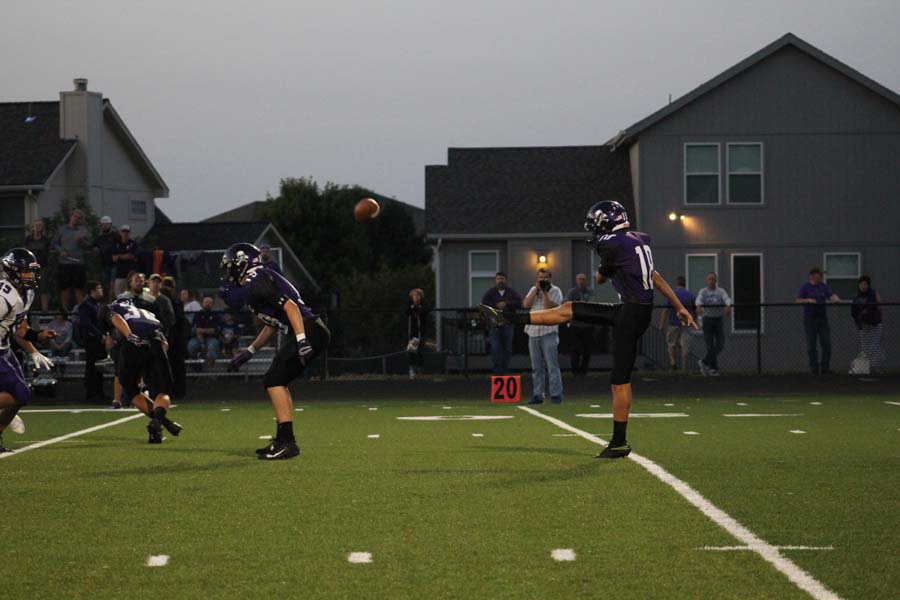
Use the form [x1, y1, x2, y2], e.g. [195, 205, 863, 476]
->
[354, 197, 380, 222]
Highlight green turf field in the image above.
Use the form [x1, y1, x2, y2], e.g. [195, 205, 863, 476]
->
[3, 392, 899, 599]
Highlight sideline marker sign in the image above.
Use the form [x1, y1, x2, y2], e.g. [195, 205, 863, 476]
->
[490, 376, 521, 403]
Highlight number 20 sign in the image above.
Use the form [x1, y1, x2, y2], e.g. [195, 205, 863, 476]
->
[490, 376, 521, 403]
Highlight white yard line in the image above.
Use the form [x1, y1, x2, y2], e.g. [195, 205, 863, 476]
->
[20, 408, 140, 413]
[0, 412, 147, 460]
[884, 401, 900, 406]
[701, 546, 833, 552]
[723, 413, 803, 418]
[577, 413, 688, 419]
[518, 406, 842, 600]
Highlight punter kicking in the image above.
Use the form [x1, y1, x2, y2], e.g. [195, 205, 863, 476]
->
[0, 249, 57, 452]
[220, 243, 330, 460]
[481, 201, 697, 458]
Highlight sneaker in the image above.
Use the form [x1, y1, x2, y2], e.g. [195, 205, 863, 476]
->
[10, 415, 25, 435]
[595, 441, 632, 459]
[709, 369, 720, 377]
[147, 419, 164, 444]
[477, 304, 511, 327]
[257, 438, 300, 460]
[550, 396, 563, 404]
[111, 400, 123, 409]
[697, 360, 710, 376]
[161, 417, 182, 437]
[526, 396, 544, 405]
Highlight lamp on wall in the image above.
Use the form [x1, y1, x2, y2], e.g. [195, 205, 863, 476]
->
[537, 251, 548, 266]
[668, 211, 685, 221]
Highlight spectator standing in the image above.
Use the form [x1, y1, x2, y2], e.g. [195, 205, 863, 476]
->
[45, 310, 74, 367]
[93, 216, 118, 300]
[54, 208, 91, 310]
[78, 281, 108, 402]
[658, 276, 696, 371]
[181, 289, 202, 323]
[188, 296, 222, 368]
[480, 272, 522, 375]
[523, 268, 564, 404]
[406, 288, 428, 379]
[219, 311, 245, 359]
[695, 272, 732, 376]
[111, 225, 139, 296]
[796, 267, 841, 374]
[24, 218, 52, 312]
[259, 244, 282, 273]
[145, 274, 175, 338]
[565, 273, 594, 377]
[162, 276, 188, 398]
[851, 275, 883, 373]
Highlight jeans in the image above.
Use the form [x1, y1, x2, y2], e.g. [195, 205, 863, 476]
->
[489, 326, 515, 374]
[188, 336, 220, 361]
[804, 315, 831, 372]
[528, 332, 562, 399]
[702, 317, 725, 370]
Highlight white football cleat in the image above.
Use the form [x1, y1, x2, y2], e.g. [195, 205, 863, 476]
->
[10, 414, 25, 435]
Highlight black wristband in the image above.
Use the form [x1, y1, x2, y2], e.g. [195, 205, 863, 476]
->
[24, 328, 40, 343]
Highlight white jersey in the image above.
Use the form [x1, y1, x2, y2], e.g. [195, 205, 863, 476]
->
[0, 279, 34, 350]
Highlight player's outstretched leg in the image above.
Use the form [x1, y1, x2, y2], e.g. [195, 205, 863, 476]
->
[257, 385, 300, 460]
[479, 302, 575, 327]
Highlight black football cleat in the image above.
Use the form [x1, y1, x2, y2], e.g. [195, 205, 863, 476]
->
[161, 417, 182, 437]
[147, 419, 164, 444]
[477, 304, 510, 327]
[257, 438, 300, 460]
[0, 434, 12, 454]
[595, 441, 632, 459]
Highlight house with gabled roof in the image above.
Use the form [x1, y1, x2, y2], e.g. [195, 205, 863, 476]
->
[427, 33, 900, 371]
[0, 78, 168, 235]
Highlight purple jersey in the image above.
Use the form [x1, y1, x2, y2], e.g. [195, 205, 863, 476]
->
[244, 266, 315, 332]
[110, 301, 162, 340]
[595, 230, 655, 304]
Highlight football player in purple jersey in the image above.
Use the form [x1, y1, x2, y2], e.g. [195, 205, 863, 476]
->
[481, 201, 697, 458]
[220, 243, 330, 460]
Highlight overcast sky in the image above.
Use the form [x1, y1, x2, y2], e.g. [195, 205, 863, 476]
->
[3, 1, 899, 222]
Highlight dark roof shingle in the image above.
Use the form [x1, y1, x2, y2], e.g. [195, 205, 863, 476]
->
[143, 221, 269, 251]
[0, 102, 75, 186]
[426, 145, 632, 235]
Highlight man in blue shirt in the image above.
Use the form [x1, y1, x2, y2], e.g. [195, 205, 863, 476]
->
[657, 276, 696, 371]
[796, 267, 841, 374]
[480, 272, 522, 375]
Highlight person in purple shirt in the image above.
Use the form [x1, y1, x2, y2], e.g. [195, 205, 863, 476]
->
[481, 271, 522, 374]
[221, 243, 330, 460]
[795, 267, 841, 374]
[481, 200, 697, 459]
[657, 276, 696, 371]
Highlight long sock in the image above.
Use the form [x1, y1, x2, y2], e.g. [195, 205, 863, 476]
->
[611, 420, 628, 445]
[153, 406, 167, 420]
[276, 421, 295, 442]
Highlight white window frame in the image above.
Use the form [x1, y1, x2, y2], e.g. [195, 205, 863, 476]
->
[129, 198, 148, 220]
[730, 253, 764, 334]
[684, 253, 718, 296]
[823, 252, 861, 293]
[683, 143, 721, 206]
[468, 250, 499, 308]
[726, 142, 764, 205]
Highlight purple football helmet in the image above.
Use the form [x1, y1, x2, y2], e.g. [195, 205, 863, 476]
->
[584, 201, 630, 246]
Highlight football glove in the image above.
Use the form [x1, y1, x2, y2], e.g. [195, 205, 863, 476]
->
[227, 348, 254, 372]
[30, 352, 54, 371]
[127, 333, 149, 346]
[297, 336, 313, 367]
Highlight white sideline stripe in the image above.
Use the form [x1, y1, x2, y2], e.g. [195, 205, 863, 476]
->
[518, 406, 842, 600]
[367, 434, 380, 439]
[577, 413, 688, 419]
[146, 554, 170, 567]
[790, 430, 806, 434]
[0, 412, 147, 460]
[551, 548, 576, 561]
[348, 552, 372, 564]
[723, 413, 803, 418]
[397, 415, 514, 421]
[701, 546, 834, 552]
[683, 431, 700, 436]
[884, 401, 900, 406]
[20, 408, 140, 413]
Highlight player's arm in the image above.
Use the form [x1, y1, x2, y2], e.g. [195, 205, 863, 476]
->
[652, 271, 698, 329]
[13, 320, 57, 369]
[227, 325, 276, 372]
[594, 247, 613, 286]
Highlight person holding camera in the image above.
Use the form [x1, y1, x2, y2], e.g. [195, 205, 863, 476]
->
[523, 268, 564, 404]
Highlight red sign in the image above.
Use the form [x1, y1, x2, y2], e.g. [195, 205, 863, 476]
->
[490, 376, 521, 403]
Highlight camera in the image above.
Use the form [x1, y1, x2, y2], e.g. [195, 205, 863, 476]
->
[539, 280, 551, 292]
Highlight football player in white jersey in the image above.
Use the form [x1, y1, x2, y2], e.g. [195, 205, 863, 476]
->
[0, 248, 57, 453]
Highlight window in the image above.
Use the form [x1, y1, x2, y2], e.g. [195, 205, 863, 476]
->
[727, 143, 763, 204]
[130, 199, 148, 218]
[684, 144, 720, 204]
[469, 251, 499, 307]
[730, 254, 763, 332]
[590, 249, 624, 303]
[824, 253, 860, 299]
[685, 254, 718, 296]
[0, 193, 26, 228]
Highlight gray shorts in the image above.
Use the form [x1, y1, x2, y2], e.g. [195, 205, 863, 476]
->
[666, 325, 690, 352]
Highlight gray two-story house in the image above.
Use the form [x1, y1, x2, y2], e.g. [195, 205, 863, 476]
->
[426, 33, 900, 372]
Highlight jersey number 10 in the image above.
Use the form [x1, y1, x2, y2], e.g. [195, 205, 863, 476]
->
[634, 245, 654, 290]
